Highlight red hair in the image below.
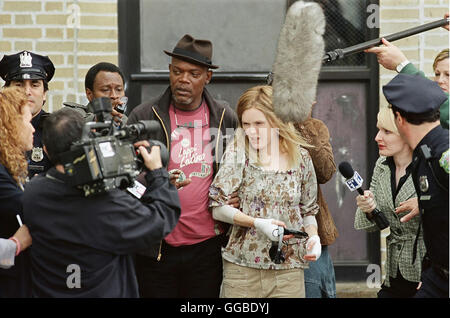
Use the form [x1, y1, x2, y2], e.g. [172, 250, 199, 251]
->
[0, 87, 29, 185]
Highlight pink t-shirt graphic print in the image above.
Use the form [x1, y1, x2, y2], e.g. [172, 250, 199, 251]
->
[165, 101, 216, 246]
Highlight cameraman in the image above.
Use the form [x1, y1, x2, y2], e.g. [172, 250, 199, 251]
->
[22, 108, 181, 297]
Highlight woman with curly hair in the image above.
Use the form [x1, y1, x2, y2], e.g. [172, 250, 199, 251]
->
[209, 85, 320, 298]
[0, 86, 34, 297]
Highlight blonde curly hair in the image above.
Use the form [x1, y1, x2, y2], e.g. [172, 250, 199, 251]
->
[0, 87, 30, 185]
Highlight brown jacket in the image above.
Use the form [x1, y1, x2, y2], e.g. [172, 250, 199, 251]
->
[296, 118, 339, 245]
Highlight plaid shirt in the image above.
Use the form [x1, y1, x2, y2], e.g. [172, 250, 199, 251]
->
[354, 156, 426, 287]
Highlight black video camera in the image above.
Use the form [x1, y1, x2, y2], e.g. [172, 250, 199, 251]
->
[59, 97, 168, 196]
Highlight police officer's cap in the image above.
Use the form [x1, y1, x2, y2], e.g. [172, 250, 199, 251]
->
[0, 51, 55, 82]
[383, 73, 447, 114]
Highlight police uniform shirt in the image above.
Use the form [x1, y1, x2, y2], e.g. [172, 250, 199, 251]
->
[27, 109, 52, 178]
[411, 125, 449, 271]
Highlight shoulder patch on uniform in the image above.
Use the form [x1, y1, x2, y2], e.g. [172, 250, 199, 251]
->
[439, 149, 449, 174]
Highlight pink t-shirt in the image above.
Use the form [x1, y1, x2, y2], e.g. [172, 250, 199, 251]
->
[165, 101, 218, 246]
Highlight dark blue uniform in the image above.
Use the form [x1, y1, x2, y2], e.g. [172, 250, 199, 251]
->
[411, 126, 449, 298]
[27, 110, 52, 178]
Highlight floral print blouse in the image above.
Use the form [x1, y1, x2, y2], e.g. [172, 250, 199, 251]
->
[209, 144, 319, 270]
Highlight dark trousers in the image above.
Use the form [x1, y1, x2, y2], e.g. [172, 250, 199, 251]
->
[0, 252, 32, 298]
[135, 235, 223, 298]
[377, 269, 419, 298]
[414, 266, 449, 298]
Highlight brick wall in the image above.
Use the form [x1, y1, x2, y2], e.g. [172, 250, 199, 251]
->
[0, 0, 118, 112]
[379, 0, 449, 108]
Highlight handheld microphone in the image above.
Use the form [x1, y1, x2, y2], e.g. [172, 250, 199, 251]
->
[338, 161, 389, 230]
[271, 1, 325, 124]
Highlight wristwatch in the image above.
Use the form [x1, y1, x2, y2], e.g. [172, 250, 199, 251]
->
[396, 60, 410, 73]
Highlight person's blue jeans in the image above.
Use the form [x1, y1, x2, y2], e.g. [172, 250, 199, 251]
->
[304, 245, 336, 298]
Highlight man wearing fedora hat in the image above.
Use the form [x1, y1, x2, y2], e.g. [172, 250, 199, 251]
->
[128, 34, 238, 298]
[0, 51, 55, 179]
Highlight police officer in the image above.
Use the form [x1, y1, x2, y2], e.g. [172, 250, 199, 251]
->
[0, 51, 55, 178]
[384, 73, 449, 298]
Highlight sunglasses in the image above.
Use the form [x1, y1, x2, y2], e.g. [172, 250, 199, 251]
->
[269, 227, 309, 264]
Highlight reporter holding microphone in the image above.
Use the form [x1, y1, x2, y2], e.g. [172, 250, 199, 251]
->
[354, 107, 423, 298]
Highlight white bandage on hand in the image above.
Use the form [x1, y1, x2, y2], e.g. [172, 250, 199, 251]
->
[212, 205, 238, 224]
[306, 234, 321, 260]
[253, 218, 279, 241]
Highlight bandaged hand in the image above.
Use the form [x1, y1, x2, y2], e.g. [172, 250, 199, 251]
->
[304, 235, 321, 261]
[356, 190, 376, 214]
[254, 218, 284, 241]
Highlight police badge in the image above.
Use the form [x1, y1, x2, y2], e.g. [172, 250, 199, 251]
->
[31, 147, 44, 162]
[419, 175, 429, 193]
[20, 51, 32, 68]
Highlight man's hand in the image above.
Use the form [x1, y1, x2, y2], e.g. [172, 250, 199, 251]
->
[226, 191, 240, 209]
[395, 197, 419, 223]
[365, 38, 408, 71]
[169, 169, 191, 189]
[135, 140, 162, 171]
[356, 190, 377, 214]
[443, 13, 449, 31]
[111, 108, 124, 125]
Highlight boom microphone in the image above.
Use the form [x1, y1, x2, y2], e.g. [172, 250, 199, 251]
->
[324, 18, 450, 63]
[338, 161, 389, 230]
[271, 1, 325, 124]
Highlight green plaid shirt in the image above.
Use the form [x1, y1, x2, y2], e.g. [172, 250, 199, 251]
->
[354, 156, 426, 287]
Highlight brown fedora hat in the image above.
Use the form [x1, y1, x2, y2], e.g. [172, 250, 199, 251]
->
[164, 34, 219, 69]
